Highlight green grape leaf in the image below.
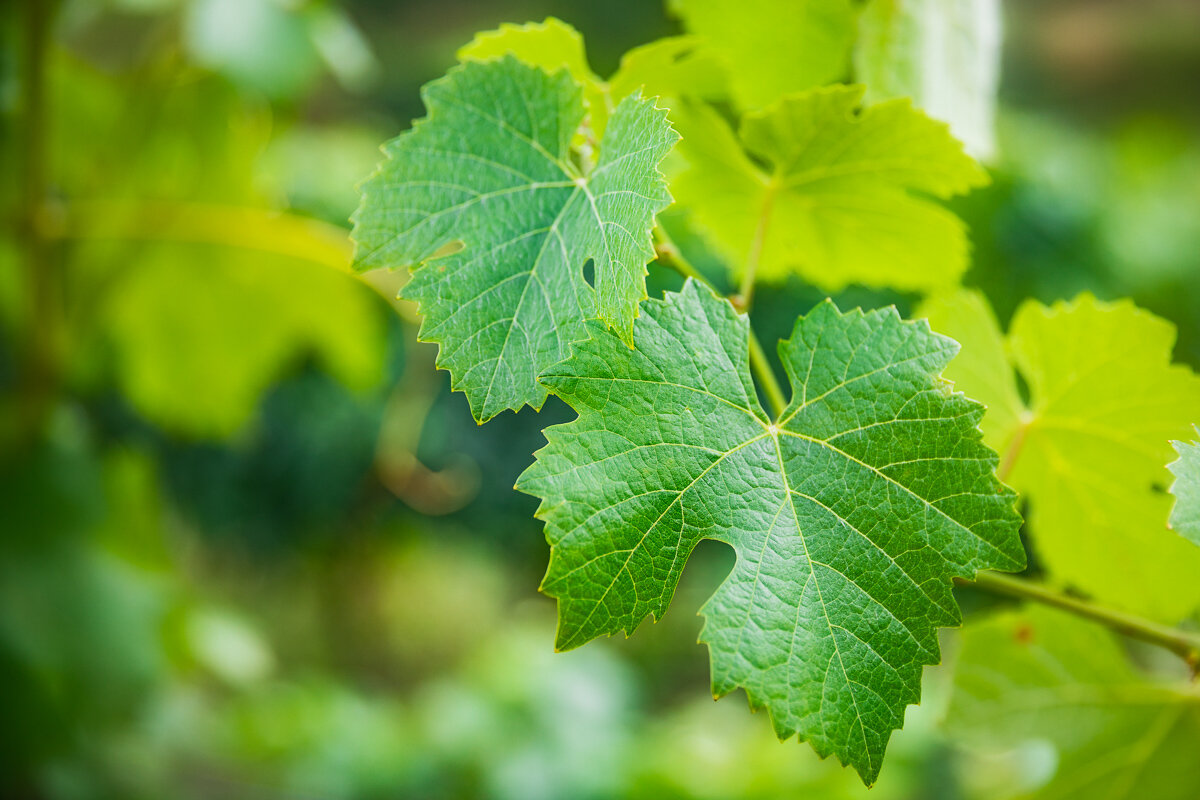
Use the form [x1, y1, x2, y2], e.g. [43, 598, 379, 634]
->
[672, 85, 987, 292]
[458, 18, 595, 88]
[670, 0, 856, 109]
[459, 21, 727, 137]
[1169, 428, 1200, 545]
[352, 56, 678, 421]
[608, 36, 729, 106]
[945, 607, 1200, 800]
[457, 18, 611, 135]
[855, 0, 1001, 159]
[517, 280, 1023, 784]
[920, 291, 1200, 620]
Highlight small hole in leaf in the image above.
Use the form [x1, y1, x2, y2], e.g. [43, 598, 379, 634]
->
[582, 259, 595, 288]
[1014, 369, 1032, 407]
[430, 240, 464, 260]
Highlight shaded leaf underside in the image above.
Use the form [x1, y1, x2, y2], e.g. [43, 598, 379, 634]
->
[947, 607, 1200, 800]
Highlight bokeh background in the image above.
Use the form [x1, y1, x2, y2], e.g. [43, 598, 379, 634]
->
[2, 1, 1200, 798]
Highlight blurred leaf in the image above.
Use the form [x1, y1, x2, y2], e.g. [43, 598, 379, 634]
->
[672, 85, 987, 289]
[607, 36, 728, 107]
[856, 0, 1002, 159]
[459, 21, 728, 140]
[457, 18, 608, 133]
[259, 125, 386, 223]
[921, 291, 1200, 620]
[669, 0, 857, 109]
[518, 281, 1022, 784]
[101, 250, 383, 437]
[1169, 427, 1200, 545]
[458, 18, 595, 86]
[945, 606, 1200, 800]
[915, 290, 1023, 447]
[183, 0, 322, 100]
[354, 57, 677, 421]
[629, 693, 938, 800]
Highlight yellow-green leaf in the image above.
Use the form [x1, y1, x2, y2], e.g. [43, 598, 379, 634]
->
[670, 0, 857, 109]
[921, 291, 1200, 620]
[672, 85, 987, 291]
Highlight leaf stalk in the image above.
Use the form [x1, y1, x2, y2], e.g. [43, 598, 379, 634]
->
[960, 571, 1200, 673]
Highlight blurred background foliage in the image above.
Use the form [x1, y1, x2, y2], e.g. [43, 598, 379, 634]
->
[1, 0, 1199, 798]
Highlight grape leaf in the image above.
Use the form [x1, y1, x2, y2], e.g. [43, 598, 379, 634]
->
[669, 0, 856, 109]
[457, 18, 611, 136]
[517, 280, 1023, 784]
[855, 0, 1002, 159]
[459, 20, 727, 137]
[352, 57, 678, 421]
[607, 36, 729, 107]
[458, 17, 594, 88]
[920, 291, 1200, 620]
[945, 606, 1200, 800]
[671, 85, 987, 291]
[1169, 428, 1200, 545]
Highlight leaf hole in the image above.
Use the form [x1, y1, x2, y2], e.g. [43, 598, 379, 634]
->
[1014, 369, 1033, 407]
[582, 258, 595, 289]
[429, 240, 464, 260]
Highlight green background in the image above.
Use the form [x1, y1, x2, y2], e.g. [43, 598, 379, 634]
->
[3, 0, 1200, 797]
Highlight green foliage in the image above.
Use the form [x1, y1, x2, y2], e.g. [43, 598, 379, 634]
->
[457, 18, 611, 135]
[346, 13, 1200, 788]
[855, 0, 1001, 158]
[103, 252, 382, 437]
[671, 85, 988, 291]
[517, 281, 1022, 783]
[457, 19, 726, 136]
[946, 607, 1200, 799]
[15, 3, 1199, 795]
[669, 0, 857, 109]
[353, 57, 677, 421]
[45, 57, 386, 438]
[922, 291, 1200, 621]
[607, 36, 729, 108]
[1169, 428, 1200, 545]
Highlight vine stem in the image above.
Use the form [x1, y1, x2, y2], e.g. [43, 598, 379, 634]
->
[653, 227, 787, 418]
[735, 176, 778, 313]
[959, 572, 1200, 672]
[15, 0, 60, 446]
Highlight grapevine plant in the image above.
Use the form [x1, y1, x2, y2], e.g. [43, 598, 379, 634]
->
[351, 12, 1200, 789]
